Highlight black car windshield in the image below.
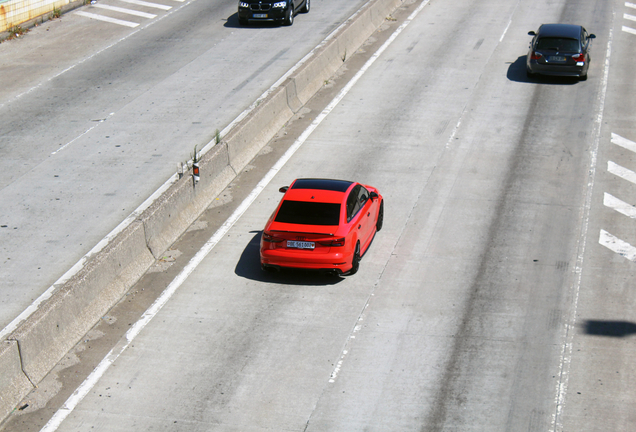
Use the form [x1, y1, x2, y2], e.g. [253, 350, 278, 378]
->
[536, 37, 580, 51]
[275, 201, 341, 225]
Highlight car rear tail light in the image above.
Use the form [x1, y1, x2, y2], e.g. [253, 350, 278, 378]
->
[319, 238, 345, 247]
[530, 51, 542, 60]
[263, 233, 284, 243]
[572, 53, 585, 62]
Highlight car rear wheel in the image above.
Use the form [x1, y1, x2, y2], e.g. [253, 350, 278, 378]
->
[579, 73, 588, 81]
[349, 242, 361, 275]
[301, 0, 310, 13]
[376, 200, 384, 231]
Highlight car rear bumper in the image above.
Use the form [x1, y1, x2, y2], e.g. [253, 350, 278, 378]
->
[260, 249, 351, 273]
[527, 61, 588, 77]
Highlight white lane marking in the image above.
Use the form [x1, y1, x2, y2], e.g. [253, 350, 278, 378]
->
[625, 13, 636, 22]
[92, 3, 157, 18]
[75, 11, 140, 27]
[623, 25, 636, 35]
[604, 192, 636, 218]
[38, 1, 430, 429]
[551, 23, 614, 432]
[608, 160, 636, 185]
[599, 230, 636, 261]
[611, 132, 636, 153]
[117, 0, 172, 10]
[0, 0, 378, 341]
[627, 2, 636, 10]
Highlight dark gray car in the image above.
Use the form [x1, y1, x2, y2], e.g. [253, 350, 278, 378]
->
[526, 23, 596, 80]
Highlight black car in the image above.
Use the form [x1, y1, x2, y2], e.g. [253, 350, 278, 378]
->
[526, 23, 596, 80]
[238, 0, 310, 26]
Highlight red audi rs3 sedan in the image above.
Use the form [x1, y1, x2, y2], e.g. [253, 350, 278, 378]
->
[260, 178, 384, 275]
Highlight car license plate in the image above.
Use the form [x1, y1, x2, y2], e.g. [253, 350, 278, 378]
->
[253, 13, 267, 18]
[548, 56, 566, 62]
[287, 241, 315, 250]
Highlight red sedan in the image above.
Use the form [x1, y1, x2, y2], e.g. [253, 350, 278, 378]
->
[260, 178, 383, 275]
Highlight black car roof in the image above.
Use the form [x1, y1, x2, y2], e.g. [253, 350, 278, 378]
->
[537, 24, 583, 40]
[291, 178, 353, 192]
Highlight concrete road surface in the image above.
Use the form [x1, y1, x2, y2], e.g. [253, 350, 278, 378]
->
[0, 0, 370, 335]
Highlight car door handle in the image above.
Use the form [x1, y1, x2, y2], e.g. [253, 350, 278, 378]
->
[358, 225, 362, 229]
[367, 212, 371, 217]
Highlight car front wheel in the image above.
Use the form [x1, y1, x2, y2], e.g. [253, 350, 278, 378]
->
[284, 6, 294, 25]
[301, 0, 310, 13]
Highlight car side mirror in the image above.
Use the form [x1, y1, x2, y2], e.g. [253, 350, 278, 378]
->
[279, 186, 289, 193]
[528, 31, 536, 36]
[370, 192, 379, 200]
[588, 34, 596, 39]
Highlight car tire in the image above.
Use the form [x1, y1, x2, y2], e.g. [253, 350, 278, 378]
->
[349, 242, 361, 275]
[284, 6, 294, 26]
[301, 0, 310, 13]
[526, 68, 536, 78]
[376, 200, 384, 232]
[238, 17, 248, 26]
[579, 73, 588, 81]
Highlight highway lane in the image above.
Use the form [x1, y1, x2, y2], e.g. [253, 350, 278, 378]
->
[0, 0, 371, 334]
[4, 0, 636, 430]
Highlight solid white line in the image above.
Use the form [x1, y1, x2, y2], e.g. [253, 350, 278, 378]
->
[74, 11, 140, 27]
[623, 25, 636, 35]
[39, 1, 428, 429]
[611, 132, 636, 153]
[627, 2, 636, 10]
[93, 3, 157, 18]
[608, 160, 636, 185]
[599, 229, 636, 261]
[625, 13, 636, 22]
[117, 0, 172, 10]
[551, 23, 614, 432]
[604, 192, 636, 218]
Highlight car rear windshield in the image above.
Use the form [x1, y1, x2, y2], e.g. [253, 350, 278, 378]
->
[275, 201, 341, 226]
[536, 37, 579, 51]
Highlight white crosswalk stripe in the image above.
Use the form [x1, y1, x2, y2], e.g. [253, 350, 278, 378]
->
[600, 134, 636, 261]
[92, 3, 157, 18]
[604, 193, 636, 219]
[75, 10, 139, 27]
[74, 0, 178, 26]
[117, 0, 172, 11]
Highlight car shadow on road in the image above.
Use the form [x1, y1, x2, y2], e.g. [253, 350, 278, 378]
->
[234, 231, 344, 285]
[224, 13, 281, 29]
[507, 55, 579, 85]
[582, 320, 636, 338]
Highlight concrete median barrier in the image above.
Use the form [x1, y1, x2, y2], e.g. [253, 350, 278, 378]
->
[0, 0, 408, 423]
[0, 341, 33, 421]
[10, 219, 154, 385]
[143, 143, 235, 258]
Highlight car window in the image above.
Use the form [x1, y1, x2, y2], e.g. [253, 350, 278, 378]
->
[536, 37, 579, 52]
[346, 185, 362, 222]
[357, 186, 369, 207]
[275, 201, 341, 225]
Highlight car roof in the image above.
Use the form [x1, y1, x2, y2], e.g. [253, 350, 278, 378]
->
[290, 178, 353, 193]
[282, 179, 354, 204]
[537, 23, 583, 39]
